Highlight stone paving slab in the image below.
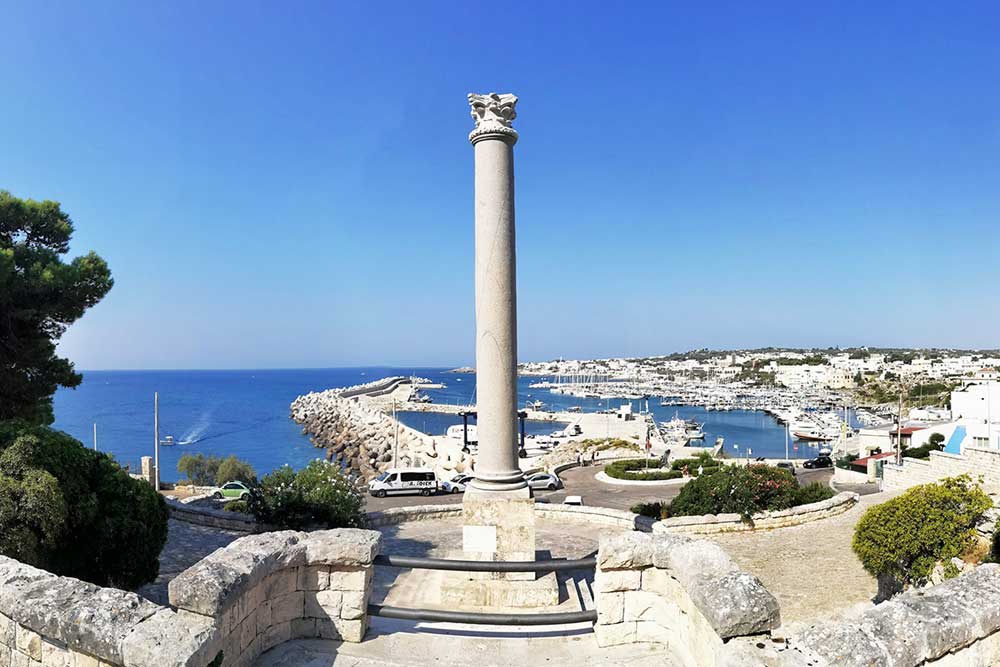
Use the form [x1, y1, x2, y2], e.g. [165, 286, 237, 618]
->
[705, 490, 895, 628]
[254, 630, 674, 667]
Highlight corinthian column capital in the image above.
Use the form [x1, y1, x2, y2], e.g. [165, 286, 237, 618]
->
[468, 92, 519, 145]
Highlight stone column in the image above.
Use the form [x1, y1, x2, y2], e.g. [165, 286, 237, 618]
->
[466, 92, 528, 496]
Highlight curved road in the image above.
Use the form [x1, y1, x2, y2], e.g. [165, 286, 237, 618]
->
[364, 465, 837, 513]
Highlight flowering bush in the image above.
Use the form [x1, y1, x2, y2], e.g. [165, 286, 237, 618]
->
[666, 463, 828, 520]
[246, 460, 366, 530]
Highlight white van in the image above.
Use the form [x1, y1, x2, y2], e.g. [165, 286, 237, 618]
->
[369, 468, 438, 498]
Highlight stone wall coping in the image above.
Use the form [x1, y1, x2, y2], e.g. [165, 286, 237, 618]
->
[653, 491, 858, 534]
[167, 499, 258, 533]
[759, 564, 1000, 667]
[594, 470, 689, 486]
[364, 501, 655, 531]
[0, 555, 165, 665]
[597, 531, 780, 640]
[927, 449, 968, 462]
[167, 528, 382, 617]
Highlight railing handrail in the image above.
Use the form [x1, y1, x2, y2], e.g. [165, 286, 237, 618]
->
[369, 604, 597, 625]
[373, 554, 596, 572]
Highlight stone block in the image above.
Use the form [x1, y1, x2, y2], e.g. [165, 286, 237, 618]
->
[68, 652, 99, 667]
[119, 609, 219, 667]
[596, 592, 624, 625]
[15, 626, 41, 661]
[12, 649, 34, 667]
[255, 601, 271, 635]
[296, 566, 329, 591]
[340, 591, 366, 620]
[40, 640, 71, 667]
[303, 590, 341, 620]
[598, 532, 653, 570]
[328, 618, 365, 643]
[264, 569, 298, 600]
[289, 618, 316, 639]
[304, 529, 382, 567]
[439, 571, 559, 608]
[261, 622, 290, 652]
[594, 621, 637, 647]
[0, 645, 9, 667]
[686, 571, 780, 639]
[327, 567, 368, 592]
[269, 591, 304, 625]
[239, 613, 256, 653]
[0, 613, 13, 647]
[595, 568, 642, 593]
[167, 532, 306, 616]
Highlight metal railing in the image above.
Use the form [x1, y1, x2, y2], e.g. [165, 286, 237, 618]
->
[373, 554, 596, 572]
[369, 553, 598, 626]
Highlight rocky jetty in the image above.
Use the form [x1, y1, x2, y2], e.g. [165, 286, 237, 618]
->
[290, 378, 473, 481]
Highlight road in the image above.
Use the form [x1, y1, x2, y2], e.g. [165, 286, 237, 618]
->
[364, 465, 837, 513]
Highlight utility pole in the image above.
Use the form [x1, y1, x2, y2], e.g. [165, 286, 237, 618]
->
[154, 392, 160, 492]
[93, 422, 98, 452]
[896, 390, 903, 466]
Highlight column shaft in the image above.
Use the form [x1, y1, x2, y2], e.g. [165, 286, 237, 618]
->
[471, 135, 525, 491]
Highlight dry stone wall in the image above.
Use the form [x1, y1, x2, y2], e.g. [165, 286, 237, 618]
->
[651, 492, 858, 535]
[0, 529, 381, 667]
[594, 531, 780, 667]
[725, 564, 1000, 667]
[884, 446, 1000, 492]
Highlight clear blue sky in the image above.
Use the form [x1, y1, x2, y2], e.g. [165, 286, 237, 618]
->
[3, 1, 998, 369]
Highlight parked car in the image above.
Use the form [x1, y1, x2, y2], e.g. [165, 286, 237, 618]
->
[802, 456, 833, 469]
[441, 473, 474, 494]
[526, 472, 562, 491]
[212, 481, 251, 500]
[368, 467, 438, 497]
[776, 461, 796, 474]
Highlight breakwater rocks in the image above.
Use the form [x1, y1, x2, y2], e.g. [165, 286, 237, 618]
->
[290, 377, 468, 480]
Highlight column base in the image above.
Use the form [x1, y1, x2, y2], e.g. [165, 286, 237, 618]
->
[440, 568, 560, 609]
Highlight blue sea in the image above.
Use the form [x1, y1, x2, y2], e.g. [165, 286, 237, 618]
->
[52, 368, 825, 482]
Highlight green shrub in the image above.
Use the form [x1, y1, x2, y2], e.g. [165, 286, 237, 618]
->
[902, 436, 946, 461]
[630, 501, 666, 519]
[246, 460, 365, 530]
[667, 464, 800, 520]
[794, 482, 836, 505]
[0, 421, 168, 588]
[852, 476, 991, 590]
[215, 456, 256, 486]
[177, 453, 222, 486]
[835, 454, 859, 470]
[223, 500, 250, 514]
[178, 453, 256, 486]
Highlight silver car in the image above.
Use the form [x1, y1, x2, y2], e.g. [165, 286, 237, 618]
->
[441, 473, 474, 494]
[526, 472, 562, 491]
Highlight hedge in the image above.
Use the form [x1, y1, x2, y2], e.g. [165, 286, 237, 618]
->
[246, 460, 366, 530]
[666, 463, 835, 520]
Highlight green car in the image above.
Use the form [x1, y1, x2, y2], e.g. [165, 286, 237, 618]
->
[213, 481, 251, 500]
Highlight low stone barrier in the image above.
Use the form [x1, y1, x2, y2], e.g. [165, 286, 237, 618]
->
[364, 502, 654, 531]
[652, 491, 859, 535]
[365, 504, 463, 527]
[725, 563, 1000, 667]
[594, 531, 780, 667]
[0, 529, 381, 667]
[534, 503, 655, 532]
[167, 499, 258, 533]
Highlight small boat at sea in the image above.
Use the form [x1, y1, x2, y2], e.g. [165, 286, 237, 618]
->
[160, 435, 177, 446]
[793, 430, 835, 442]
